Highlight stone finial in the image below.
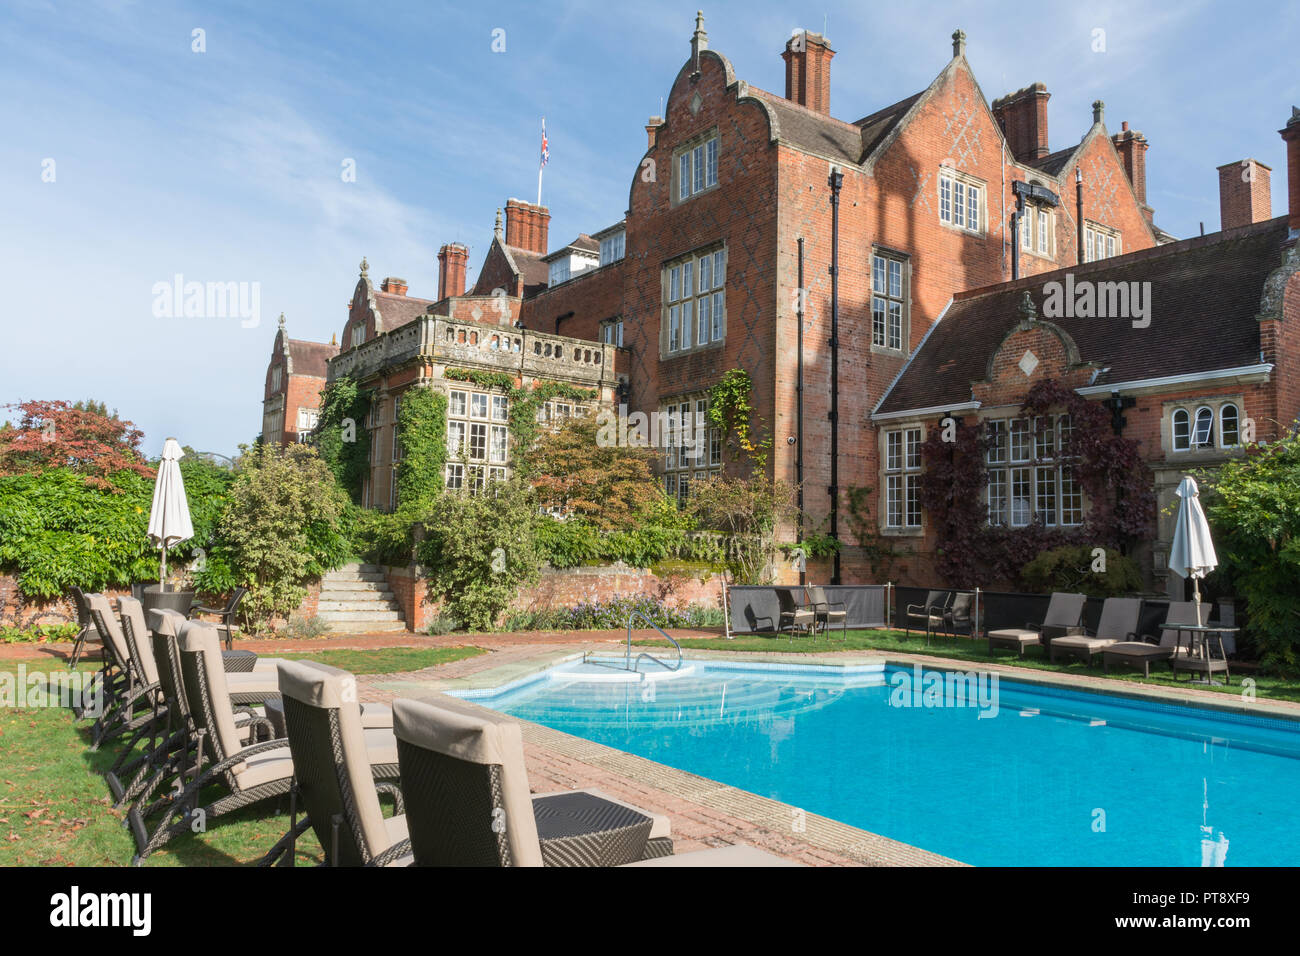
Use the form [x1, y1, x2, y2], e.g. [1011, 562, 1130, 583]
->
[277, 312, 285, 330]
[1092, 100, 1105, 125]
[952, 28, 966, 58]
[330, 333, 337, 347]
[494, 207, 503, 240]
[359, 256, 369, 277]
[1019, 290, 1037, 322]
[691, 10, 708, 73]
[1289, 105, 1300, 127]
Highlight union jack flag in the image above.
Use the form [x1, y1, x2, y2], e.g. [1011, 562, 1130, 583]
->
[540, 118, 549, 169]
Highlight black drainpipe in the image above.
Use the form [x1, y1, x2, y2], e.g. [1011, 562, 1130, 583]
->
[796, 237, 806, 588]
[1012, 192, 1024, 280]
[827, 168, 843, 585]
[1076, 168, 1085, 264]
[554, 311, 575, 335]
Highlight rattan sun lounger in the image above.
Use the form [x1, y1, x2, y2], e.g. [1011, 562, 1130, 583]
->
[1102, 601, 1205, 677]
[128, 621, 402, 864]
[263, 660, 411, 867]
[1049, 597, 1143, 665]
[83, 594, 160, 748]
[987, 591, 1086, 657]
[392, 694, 674, 866]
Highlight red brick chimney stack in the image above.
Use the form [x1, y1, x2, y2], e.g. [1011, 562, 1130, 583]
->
[782, 30, 834, 115]
[437, 243, 469, 300]
[992, 83, 1050, 164]
[504, 198, 551, 255]
[1217, 159, 1273, 231]
[1280, 107, 1300, 232]
[1112, 121, 1150, 206]
[646, 116, 664, 150]
[380, 277, 407, 295]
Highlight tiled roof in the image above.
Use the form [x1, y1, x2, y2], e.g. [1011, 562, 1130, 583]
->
[287, 339, 338, 378]
[876, 218, 1291, 415]
[374, 291, 436, 331]
[1026, 146, 1077, 177]
[854, 91, 925, 161]
[503, 244, 551, 298]
[750, 87, 866, 164]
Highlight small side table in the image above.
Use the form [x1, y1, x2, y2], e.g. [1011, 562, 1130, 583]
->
[221, 649, 259, 673]
[532, 791, 653, 867]
[1170, 624, 1238, 685]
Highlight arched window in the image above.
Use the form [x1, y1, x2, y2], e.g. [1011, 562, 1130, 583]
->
[1220, 404, 1240, 447]
[1172, 408, 1190, 451]
[1193, 407, 1215, 448]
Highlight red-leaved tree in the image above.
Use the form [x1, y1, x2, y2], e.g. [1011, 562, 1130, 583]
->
[0, 400, 155, 489]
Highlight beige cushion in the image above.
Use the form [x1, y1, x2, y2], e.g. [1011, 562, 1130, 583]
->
[116, 597, 160, 686]
[1052, 635, 1115, 651]
[360, 703, 392, 729]
[251, 657, 287, 673]
[624, 845, 802, 867]
[147, 608, 186, 638]
[177, 621, 246, 770]
[234, 746, 293, 788]
[226, 672, 281, 695]
[85, 593, 133, 669]
[989, 629, 1040, 644]
[393, 695, 544, 867]
[1106, 642, 1184, 658]
[278, 660, 394, 858]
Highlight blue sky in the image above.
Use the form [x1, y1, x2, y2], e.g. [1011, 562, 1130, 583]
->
[2, 0, 1296, 458]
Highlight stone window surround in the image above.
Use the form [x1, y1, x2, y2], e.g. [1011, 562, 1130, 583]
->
[878, 423, 925, 536]
[670, 127, 721, 207]
[1162, 395, 1246, 456]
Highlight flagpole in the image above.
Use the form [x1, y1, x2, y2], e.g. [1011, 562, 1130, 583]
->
[537, 164, 543, 207]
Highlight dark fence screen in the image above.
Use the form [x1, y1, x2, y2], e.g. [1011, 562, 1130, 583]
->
[728, 585, 888, 633]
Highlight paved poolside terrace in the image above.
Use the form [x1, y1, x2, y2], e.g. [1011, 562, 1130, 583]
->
[13, 629, 1300, 866]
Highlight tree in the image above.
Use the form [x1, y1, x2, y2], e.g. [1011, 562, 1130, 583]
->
[416, 479, 542, 631]
[1200, 429, 1300, 673]
[216, 443, 351, 633]
[525, 415, 665, 530]
[688, 472, 797, 584]
[0, 400, 154, 490]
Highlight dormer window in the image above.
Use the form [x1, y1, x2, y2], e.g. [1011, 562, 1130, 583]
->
[548, 260, 570, 286]
[599, 230, 625, 266]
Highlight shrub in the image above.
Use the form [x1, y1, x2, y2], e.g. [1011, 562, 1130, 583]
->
[216, 443, 351, 634]
[1, 623, 80, 644]
[1200, 431, 1300, 673]
[280, 613, 332, 640]
[1018, 544, 1143, 597]
[501, 594, 723, 632]
[415, 479, 542, 632]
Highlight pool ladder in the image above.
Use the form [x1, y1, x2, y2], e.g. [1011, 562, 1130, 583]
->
[582, 611, 682, 673]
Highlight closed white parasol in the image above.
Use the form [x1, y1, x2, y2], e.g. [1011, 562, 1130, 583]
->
[147, 438, 194, 589]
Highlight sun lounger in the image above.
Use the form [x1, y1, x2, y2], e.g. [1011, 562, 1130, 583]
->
[392, 694, 674, 866]
[1103, 601, 1206, 677]
[267, 660, 411, 867]
[1049, 597, 1143, 665]
[987, 591, 1086, 657]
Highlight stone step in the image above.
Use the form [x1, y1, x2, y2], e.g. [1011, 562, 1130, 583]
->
[319, 580, 391, 594]
[315, 609, 404, 623]
[319, 586, 393, 601]
[317, 599, 402, 613]
[319, 619, 410, 634]
[335, 562, 384, 574]
[322, 571, 388, 584]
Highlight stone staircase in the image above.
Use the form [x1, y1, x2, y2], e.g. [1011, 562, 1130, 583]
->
[315, 564, 407, 633]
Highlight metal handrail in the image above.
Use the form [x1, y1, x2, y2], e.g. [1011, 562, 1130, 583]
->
[625, 611, 682, 673]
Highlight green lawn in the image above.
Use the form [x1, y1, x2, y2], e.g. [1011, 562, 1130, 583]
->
[0, 645, 482, 866]
[637, 628, 1300, 704]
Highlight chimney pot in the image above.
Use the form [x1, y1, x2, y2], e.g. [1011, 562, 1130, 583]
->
[437, 244, 469, 300]
[646, 115, 664, 150]
[380, 277, 408, 296]
[992, 83, 1050, 163]
[782, 30, 834, 115]
[1280, 108, 1300, 231]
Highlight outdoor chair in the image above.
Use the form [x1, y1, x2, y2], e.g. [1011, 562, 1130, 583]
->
[112, 608, 273, 812]
[805, 586, 847, 640]
[393, 695, 674, 866]
[1102, 601, 1207, 678]
[904, 590, 951, 640]
[264, 660, 411, 867]
[1049, 598, 1143, 665]
[83, 593, 158, 748]
[942, 592, 981, 642]
[987, 592, 1087, 658]
[775, 588, 816, 639]
[189, 586, 248, 651]
[129, 621, 403, 863]
[67, 586, 100, 669]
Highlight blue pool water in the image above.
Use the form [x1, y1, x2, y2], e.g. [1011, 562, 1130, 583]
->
[460, 660, 1300, 866]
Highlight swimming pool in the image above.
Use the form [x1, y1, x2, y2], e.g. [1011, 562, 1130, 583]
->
[458, 658, 1300, 866]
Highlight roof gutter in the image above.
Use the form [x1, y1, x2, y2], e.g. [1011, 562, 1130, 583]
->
[1075, 363, 1273, 397]
[872, 401, 981, 423]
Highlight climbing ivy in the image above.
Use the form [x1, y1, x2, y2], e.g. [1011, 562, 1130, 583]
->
[395, 388, 448, 509]
[443, 368, 597, 475]
[918, 378, 1156, 588]
[314, 377, 371, 504]
[708, 368, 771, 468]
